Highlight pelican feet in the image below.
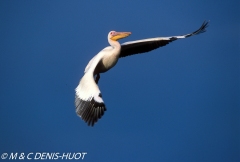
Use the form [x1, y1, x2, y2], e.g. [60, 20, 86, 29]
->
[95, 74, 100, 84]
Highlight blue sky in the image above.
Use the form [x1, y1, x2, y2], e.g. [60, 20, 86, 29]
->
[0, 1, 239, 161]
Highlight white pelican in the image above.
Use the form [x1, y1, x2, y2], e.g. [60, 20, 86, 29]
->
[75, 21, 209, 126]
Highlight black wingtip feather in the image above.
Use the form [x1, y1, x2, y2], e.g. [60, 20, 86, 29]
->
[186, 20, 209, 37]
[75, 95, 106, 126]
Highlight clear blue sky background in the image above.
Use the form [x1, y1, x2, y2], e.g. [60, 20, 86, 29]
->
[0, 1, 239, 161]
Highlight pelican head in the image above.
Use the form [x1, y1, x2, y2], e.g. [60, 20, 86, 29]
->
[108, 31, 131, 41]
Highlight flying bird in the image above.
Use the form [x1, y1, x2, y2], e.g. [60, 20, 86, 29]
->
[75, 21, 209, 126]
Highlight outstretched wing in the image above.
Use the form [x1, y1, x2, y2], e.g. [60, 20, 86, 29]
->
[75, 73, 106, 126]
[120, 20, 209, 58]
[75, 52, 107, 126]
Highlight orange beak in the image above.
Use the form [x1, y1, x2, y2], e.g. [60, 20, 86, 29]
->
[110, 32, 131, 41]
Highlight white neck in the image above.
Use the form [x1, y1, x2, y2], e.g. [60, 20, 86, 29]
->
[108, 39, 121, 49]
